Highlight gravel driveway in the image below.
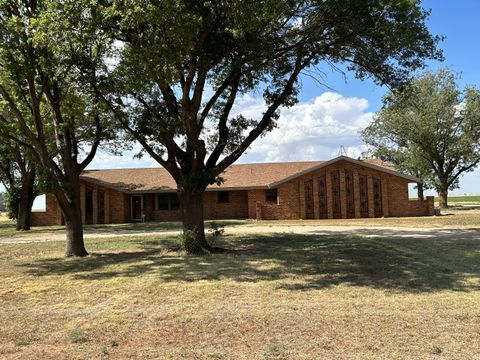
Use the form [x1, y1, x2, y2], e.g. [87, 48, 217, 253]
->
[1, 224, 479, 244]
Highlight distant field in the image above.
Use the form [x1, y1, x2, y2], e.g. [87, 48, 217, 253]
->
[410, 195, 480, 204]
[439, 195, 480, 203]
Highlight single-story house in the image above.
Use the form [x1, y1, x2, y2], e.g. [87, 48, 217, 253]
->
[31, 156, 434, 226]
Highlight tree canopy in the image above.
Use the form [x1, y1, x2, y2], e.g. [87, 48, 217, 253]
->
[0, 138, 38, 229]
[362, 69, 480, 208]
[81, 0, 442, 252]
[0, 0, 119, 254]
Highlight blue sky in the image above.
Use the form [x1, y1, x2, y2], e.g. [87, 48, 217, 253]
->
[4, 1, 480, 209]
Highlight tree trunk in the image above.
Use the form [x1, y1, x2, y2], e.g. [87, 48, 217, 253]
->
[179, 187, 212, 254]
[64, 206, 88, 257]
[16, 195, 32, 231]
[59, 186, 88, 257]
[16, 170, 36, 231]
[417, 182, 425, 201]
[438, 189, 448, 209]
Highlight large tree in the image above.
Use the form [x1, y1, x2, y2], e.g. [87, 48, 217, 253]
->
[0, 138, 38, 230]
[0, 0, 115, 256]
[362, 69, 480, 209]
[77, 0, 442, 253]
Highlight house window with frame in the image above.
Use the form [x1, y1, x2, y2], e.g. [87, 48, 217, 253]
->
[217, 191, 230, 203]
[265, 189, 278, 203]
[157, 193, 180, 210]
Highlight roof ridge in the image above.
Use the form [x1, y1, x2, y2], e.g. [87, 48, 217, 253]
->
[83, 160, 325, 172]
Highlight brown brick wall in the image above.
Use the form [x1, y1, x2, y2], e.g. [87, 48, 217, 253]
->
[105, 187, 128, 224]
[204, 190, 249, 220]
[32, 161, 434, 226]
[31, 193, 63, 226]
[252, 160, 434, 220]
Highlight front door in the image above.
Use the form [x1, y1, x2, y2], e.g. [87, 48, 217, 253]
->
[131, 195, 143, 221]
[304, 179, 314, 219]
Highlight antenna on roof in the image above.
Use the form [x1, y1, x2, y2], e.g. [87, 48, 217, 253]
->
[339, 145, 348, 157]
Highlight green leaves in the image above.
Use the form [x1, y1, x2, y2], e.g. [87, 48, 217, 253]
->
[89, 0, 443, 184]
[363, 69, 480, 194]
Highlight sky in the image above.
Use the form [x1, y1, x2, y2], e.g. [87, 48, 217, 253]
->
[4, 1, 480, 210]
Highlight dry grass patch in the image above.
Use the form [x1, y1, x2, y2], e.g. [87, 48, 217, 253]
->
[0, 231, 479, 359]
[2, 210, 480, 244]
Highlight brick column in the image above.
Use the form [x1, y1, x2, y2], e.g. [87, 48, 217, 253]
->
[353, 170, 361, 218]
[426, 196, 435, 216]
[299, 180, 306, 219]
[248, 190, 263, 219]
[326, 171, 333, 219]
[339, 169, 347, 219]
[381, 176, 389, 217]
[255, 201, 262, 220]
[312, 176, 319, 219]
[367, 175, 375, 218]
[92, 185, 98, 225]
[80, 181, 86, 224]
[104, 189, 110, 224]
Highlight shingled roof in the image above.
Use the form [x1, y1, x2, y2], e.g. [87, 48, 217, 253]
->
[80, 156, 417, 194]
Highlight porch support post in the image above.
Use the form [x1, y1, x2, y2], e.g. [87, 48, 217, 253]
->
[381, 176, 389, 217]
[340, 169, 347, 219]
[104, 189, 110, 224]
[367, 174, 375, 218]
[92, 185, 98, 225]
[353, 170, 361, 218]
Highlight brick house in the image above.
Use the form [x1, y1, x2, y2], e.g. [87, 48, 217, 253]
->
[31, 156, 434, 226]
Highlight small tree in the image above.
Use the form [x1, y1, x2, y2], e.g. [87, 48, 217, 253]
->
[362, 69, 480, 209]
[0, 139, 38, 230]
[0, 1, 116, 255]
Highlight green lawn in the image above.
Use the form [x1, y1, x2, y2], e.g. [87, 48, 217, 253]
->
[0, 229, 479, 359]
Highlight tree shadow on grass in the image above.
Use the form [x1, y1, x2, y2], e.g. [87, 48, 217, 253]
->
[20, 231, 480, 293]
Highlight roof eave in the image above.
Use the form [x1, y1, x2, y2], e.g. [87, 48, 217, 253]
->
[268, 156, 420, 187]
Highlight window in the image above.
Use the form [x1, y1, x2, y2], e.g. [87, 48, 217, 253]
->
[265, 189, 278, 203]
[157, 193, 180, 211]
[217, 191, 229, 203]
[157, 194, 169, 210]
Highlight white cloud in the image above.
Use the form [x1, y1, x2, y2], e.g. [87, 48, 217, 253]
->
[87, 144, 159, 170]
[234, 92, 374, 162]
[84, 91, 375, 170]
